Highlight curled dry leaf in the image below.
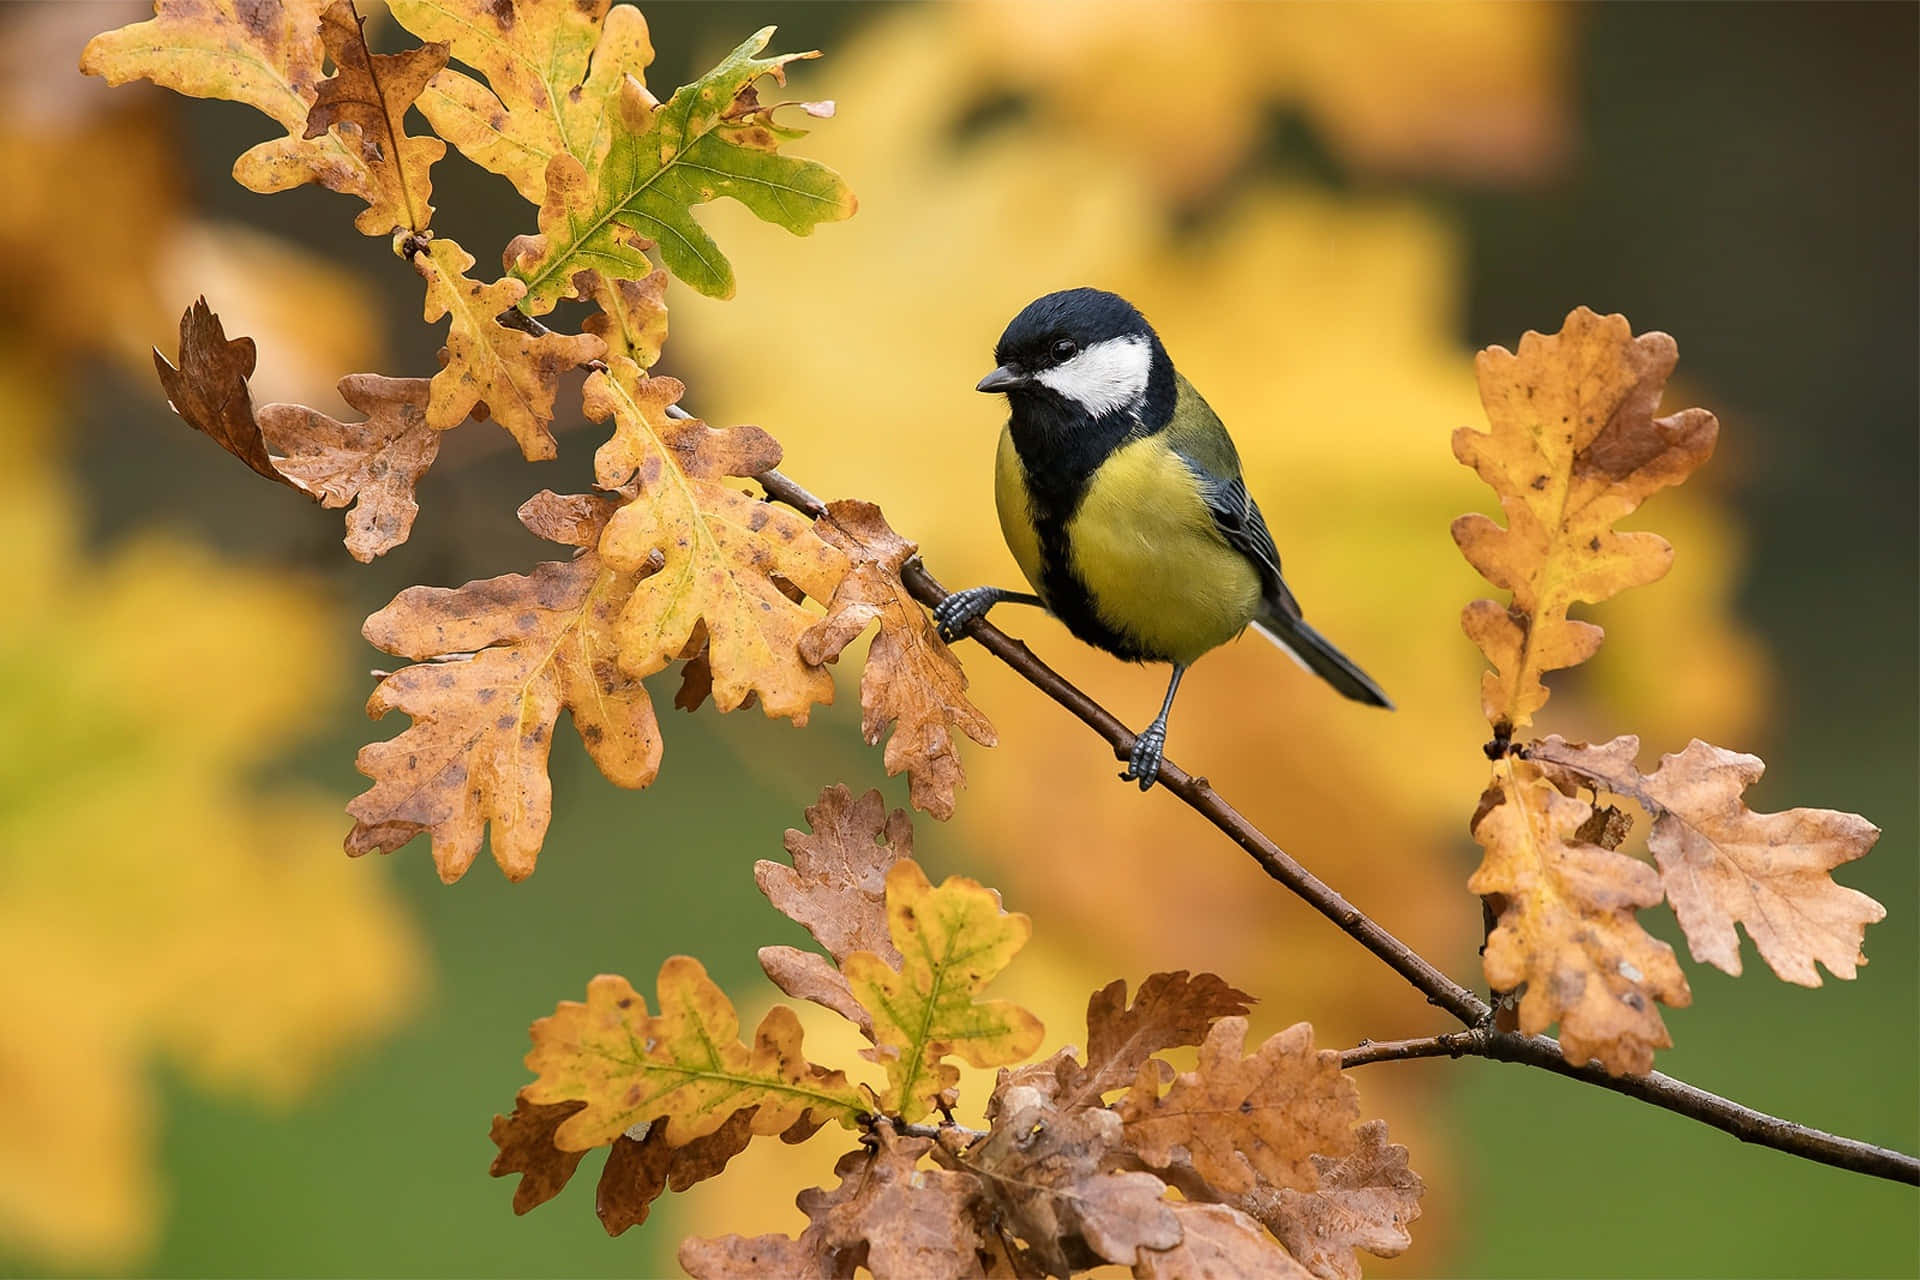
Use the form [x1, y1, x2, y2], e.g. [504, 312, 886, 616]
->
[802, 500, 997, 820]
[487, 1095, 589, 1214]
[1533, 735, 1885, 985]
[389, 0, 656, 205]
[595, 1106, 756, 1237]
[522, 962, 864, 1152]
[584, 357, 847, 720]
[153, 298, 306, 488]
[80, 0, 375, 203]
[1453, 307, 1718, 730]
[1470, 758, 1691, 1074]
[1120, 1018, 1357, 1197]
[844, 862, 1045, 1123]
[1237, 1120, 1424, 1280]
[413, 237, 605, 458]
[306, 0, 447, 235]
[259, 374, 438, 562]
[1134, 1201, 1309, 1280]
[971, 1086, 1182, 1275]
[346, 491, 660, 882]
[1058, 971, 1255, 1110]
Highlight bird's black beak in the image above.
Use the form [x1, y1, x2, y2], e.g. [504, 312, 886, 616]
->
[976, 365, 1029, 393]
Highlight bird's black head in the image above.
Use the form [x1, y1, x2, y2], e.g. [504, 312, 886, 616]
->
[977, 288, 1172, 426]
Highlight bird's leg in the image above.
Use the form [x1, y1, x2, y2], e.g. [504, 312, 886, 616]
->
[932, 587, 1044, 642]
[1122, 665, 1186, 791]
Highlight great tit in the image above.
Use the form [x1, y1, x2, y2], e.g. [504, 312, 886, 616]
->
[934, 287, 1392, 790]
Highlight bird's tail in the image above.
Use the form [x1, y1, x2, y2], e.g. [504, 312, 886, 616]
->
[1251, 610, 1394, 709]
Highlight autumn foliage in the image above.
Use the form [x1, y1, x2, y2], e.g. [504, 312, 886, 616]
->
[69, 0, 1901, 1274]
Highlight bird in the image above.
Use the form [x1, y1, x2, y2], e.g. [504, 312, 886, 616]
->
[933, 287, 1392, 790]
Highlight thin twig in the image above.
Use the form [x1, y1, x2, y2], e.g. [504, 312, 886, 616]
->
[1343, 1030, 1919, 1184]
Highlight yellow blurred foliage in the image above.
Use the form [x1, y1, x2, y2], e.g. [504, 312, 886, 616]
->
[666, 2, 1760, 1264]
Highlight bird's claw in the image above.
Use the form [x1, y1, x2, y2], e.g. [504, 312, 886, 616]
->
[933, 587, 998, 643]
[1121, 723, 1167, 791]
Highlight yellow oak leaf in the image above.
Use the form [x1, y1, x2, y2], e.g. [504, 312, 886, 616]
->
[388, 0, 655, 205]
[305, 0, 447, 235]
[80, 0, 375, 212]
[574, 267, 670, 370]
[583, 357, 847, 720]
[522, 963, 864, 1151]
[1469, 757, 1692, 1075]
[1453, 307, 1719, 731]
[801, 500, 997, 820]
[347, 490, 661, 882]
[1532, 735, 1885, 986]
[413, 237, 605, 458]
[842, 861, 1045, 1123]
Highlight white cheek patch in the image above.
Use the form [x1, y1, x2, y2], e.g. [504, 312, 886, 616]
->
[1034, 335, 1152, 417]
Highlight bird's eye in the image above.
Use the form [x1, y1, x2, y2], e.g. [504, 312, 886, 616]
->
[1051, 338, 1078, 362]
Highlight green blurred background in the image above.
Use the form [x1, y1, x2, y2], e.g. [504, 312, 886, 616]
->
[3, 2, 1914, 1276]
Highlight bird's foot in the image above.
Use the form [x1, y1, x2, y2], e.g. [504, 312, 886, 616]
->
[1121, 721, 1168, 791]
[933, 586, 1002, 642]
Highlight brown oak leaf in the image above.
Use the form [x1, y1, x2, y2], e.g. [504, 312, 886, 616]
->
[1119, 1019, 1357, 1197]
[595, 1107, 756, 1236]
[487, 1095, 588, 1215]
[802, 500, 997, 819]
[153, 298, 307, 489]
[414, 237, 605, 459]
[305, 0, 447, 235]
[759, 784, 912, 962]
[680, 1230, 828, 1280]
[259, 373, 439, 562]
[1237, 1120, 1424, 1280]
[346, 490, 661, 882]
[1532, 735, 1884, 985]
[1470, 758, 1692, 1074]
[1057, 971, 1255, 1110]
[1134, 1201, 1310, 1280]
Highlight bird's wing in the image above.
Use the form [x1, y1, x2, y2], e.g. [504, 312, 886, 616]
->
[1160, 373, 1303, 622]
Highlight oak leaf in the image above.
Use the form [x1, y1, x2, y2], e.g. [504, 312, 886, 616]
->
[1470, 758, 1691, 1074]
[802, 501, 998, 819]
[258, 373, 439, 562]
[574, 267, 669, 369]
[1238, 1120, 1424, 1280]
[1119, 1019, 1357, 1196]
[594, 1106, 757, 1236]
[844, 862, 1046, 1122]
[522, 963, 864, 1151]
[680, 1231, 828, 1280]
[508, 28, 855, 307]
[80, 0, 376, 213]
[388, 0, 655, 205]
[346, 490, 661, 882]
[971, 1086, 1181, 1275]
[1058, 971, 1255, 1110]
[1134, 1202, 1309, 1280]
[152, 298, 307, 489]
[413, 237, 605, 458]
[487, 1095, 589, 1214]
[1453, 307, 1719, 729]
[305, 0, 447, 235]
[583, 357, 847, 719]
[1532, 736, 1884, 985]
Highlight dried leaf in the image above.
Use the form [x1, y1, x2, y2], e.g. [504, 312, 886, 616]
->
[1120, 1019, 1357, 1197]
[971, 1086, 1181, 1275]
[1059, 971, 1255, 1110]
[802, 501, 997, 819]
[1239, 1120, 1424, 1280]
[1453, 307, 1719, 729]
[79, 0, 374, 202]
[583, 357, 847, 719]
[1470, 758, 1691, 1074]
[844, 862, 1045, 1122]
[1533, 735, 1885, 985]
[305, 0, 447, 235]
[681, 1231, 829, 1280]
[152, 298, 304, 489]
[801, 1134, 986, 1280]
[259, 373, 439, 562]
[758, 784, 913, 963]
[758, 945, 871, 1037]
[522, 963, 864, 1150]
[413, 237, 605, 458]
[389, 0, 655, 205]
[1134, 1201, 1310, 1280]
[575, 267, 670, 369]
[346, 491, 660, 882]
[595, 1106, 755, 1236]
[487, 1095, 588, 1214]
[508, 29, 856, 306]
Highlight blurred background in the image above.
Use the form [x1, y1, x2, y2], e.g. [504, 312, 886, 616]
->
[1, 1, 1913, 1275]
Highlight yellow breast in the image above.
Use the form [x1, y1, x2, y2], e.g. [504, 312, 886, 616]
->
[1067, 434, 1262, 665]
[994, 426, 1046, 593]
